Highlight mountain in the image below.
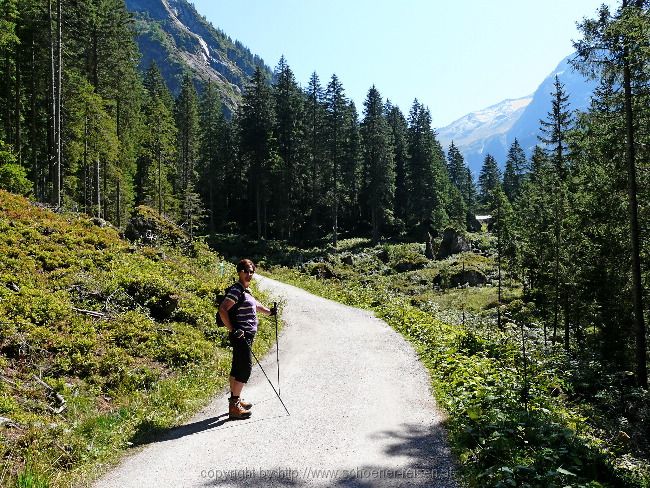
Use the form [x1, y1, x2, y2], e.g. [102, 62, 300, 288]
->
[437, 55, 598, 176]
[437, 96, 532, 173]
[125, 0, 272, 113]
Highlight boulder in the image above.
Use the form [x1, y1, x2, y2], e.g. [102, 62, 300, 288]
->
[450, 269, 487, 287]
[307, 262, 337, 279]
[124, 205, 188, 247]
[437, 228, 470, 259]
[376, 248, 389, 263]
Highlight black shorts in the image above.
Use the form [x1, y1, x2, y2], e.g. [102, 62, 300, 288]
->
[229, 331, 255, 383]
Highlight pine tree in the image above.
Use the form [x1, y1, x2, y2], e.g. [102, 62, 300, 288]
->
[303, 71, 326, 240]
[272, 57, 305, 240]
[62, 71, 118, 217]
[324, 74, 348, 247]
[360, 86, 395, 243]
[478, 154, 501, 203]
[515, 145, 556, 343]
[175, 74, 201, 235]
[385, 102, 409, 228]
[406, 100, 448, 237]
[489, 186, 515, 328]
[539, 76, 572, 179]
[198, 81, 225, 231]
[573, 0, 649, 386]
[538, 76, 574, 347]
[138, 65, 177, 217]
[503, 138, 527, 201]
[0, 0, 19, 149]
[446, 141, 466, 190]
[238, 66, 275, 239]
[340, 100, 362, 235]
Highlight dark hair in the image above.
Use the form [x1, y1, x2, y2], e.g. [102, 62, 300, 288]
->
[236, 258, 256, 273]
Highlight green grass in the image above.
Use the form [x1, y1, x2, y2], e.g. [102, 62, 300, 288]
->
[0, 191, 280, 487]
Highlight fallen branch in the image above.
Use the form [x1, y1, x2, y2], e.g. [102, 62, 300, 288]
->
[32, 375, 67, 414]
[72, 307, 105, 318]
[0, 375, 18, 389]
[0, 416, 23, 429]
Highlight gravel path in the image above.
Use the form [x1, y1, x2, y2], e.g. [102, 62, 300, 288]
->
[94, 275, 458, 487]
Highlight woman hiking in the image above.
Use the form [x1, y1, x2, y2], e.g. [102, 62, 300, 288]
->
[218, 259, 276, 420]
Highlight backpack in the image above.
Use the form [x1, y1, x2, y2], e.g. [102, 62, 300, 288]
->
[215, 282, 246, 327]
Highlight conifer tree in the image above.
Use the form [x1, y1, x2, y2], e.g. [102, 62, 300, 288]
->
[406, 100, 448, 236]
[515, 146, 556, 343]
[360, 86, 395, 243]
[538, 76, 573, 347]
[464, 167, 478, 215]
[478, 154, 501, 203]
[198, 81, 225, 231]
[138, 64, 177, 217]
[324, 74, 348, 246]
[340, 100, 362, 234]
[446, 141, 466, 191]
[573, 0, 649, 386]
[63, 71, 118, 217]
[503, 138, 527, 201]
[272, 57, 305, 240]
[490, 186, 515, 328]
[175, 74, 201, 234]
[239, 66, 275, 238]
[303, 71, 326, 240]
[385, 102, 409, 228]
[0, 0, 19, 150]
[539, 76, 572, 179]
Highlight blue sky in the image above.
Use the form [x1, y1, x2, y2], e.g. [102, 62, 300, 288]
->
[191, 0, 617, 128]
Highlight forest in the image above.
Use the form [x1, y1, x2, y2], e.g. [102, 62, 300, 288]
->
[0, 0, 649, 485]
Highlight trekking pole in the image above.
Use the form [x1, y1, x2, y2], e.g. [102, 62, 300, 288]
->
[245, 338, 290, 416]
[274, 302, 280, 397]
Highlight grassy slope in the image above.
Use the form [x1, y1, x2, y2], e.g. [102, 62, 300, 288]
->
[0, 191, 277, 487]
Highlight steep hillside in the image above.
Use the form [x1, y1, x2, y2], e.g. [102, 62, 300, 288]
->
[0, 191, 276, 486]
[125, 0, 272, 113]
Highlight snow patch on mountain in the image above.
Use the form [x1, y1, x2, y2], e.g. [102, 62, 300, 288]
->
[437, 96, 532, 152]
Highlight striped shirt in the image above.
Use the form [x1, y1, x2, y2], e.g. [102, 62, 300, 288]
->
[225, 282, 258, 333]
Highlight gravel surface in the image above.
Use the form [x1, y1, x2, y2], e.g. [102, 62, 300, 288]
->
[94, 275, 459, 487]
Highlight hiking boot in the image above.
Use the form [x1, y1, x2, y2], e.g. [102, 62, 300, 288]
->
[229, 397, 251, 420]
[239, 398, 252, 409]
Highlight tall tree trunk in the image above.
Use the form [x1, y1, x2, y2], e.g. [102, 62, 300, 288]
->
[564, 293, 570, 352]
[116, 179, 121, 228]
[14, 48, 21, 165]
[371, 207, 378, 244]
[56, 0, 62, 204]
[102, 159, 107, 220]
[497, 195, 503, 330]
[553, 193, 560, 342]
[621, 7, 647, 387]
[83, 113, 88, 213]
[157, 147, 162, 215]
[49, 0, 59, 207]
[94, 156, 100, 217]
[255, 177, 261, 239]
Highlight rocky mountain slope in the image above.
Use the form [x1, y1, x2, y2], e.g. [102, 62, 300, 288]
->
[125, 0, 272, 113]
